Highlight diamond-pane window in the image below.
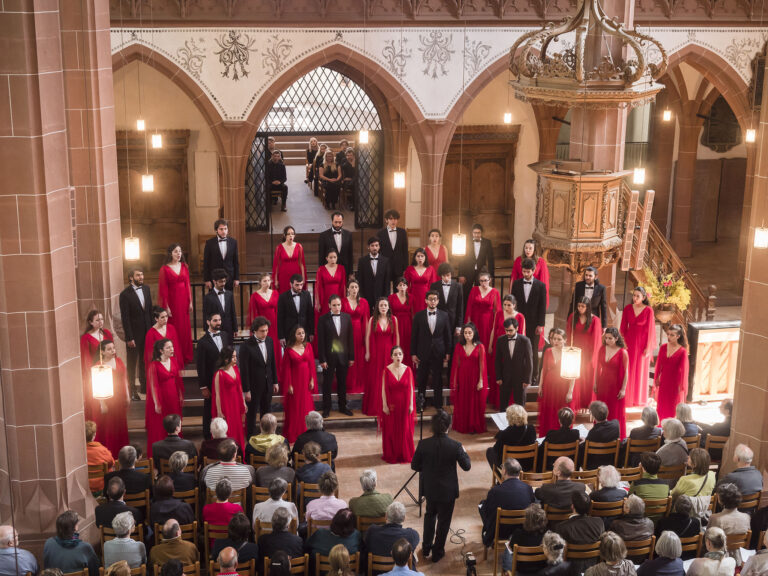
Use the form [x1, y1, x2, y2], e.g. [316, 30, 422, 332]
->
[245, 136, 268, 231]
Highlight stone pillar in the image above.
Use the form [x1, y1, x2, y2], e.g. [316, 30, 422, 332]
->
[416, 120, 455, 245]
[669, 111, 704, 258]
[569, 108, 629, 172]
[221, 124, 247, 274]
[0, 1, 96, 554]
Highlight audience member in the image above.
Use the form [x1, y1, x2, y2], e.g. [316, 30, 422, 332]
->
[479, 458, 535, 547]
[655, 495, 702, 555]
[0, 525, 38, 576]
[540, 407, 581, 468]
[43, 511, 100, 576]
[656, 418, 689, 467]
[636, 531, 684, 576]
[327, 543, 356, 576]
[257, 509, 304, 571]
[348, 469, 393, 519]
[583, 532, 637, 576]
[106, 560, 132, 576]
[383, 538, 424, 576]
[104, 445, 152, 495]
[85, 420, 114, 494]
[200, 418, 239, 461]
[676, 403, 699, 437]
[252, 478, 298, 524]
[254, 444, 295, 488]
[671, 448, 716, 518]
[535, 457, 587, 509]
[216, 546, 240, 576]
[95, 476, 144, 527]
[630, 407, 662, 440]
[582, 401, 620, 468]
[629, 452, 670, 501]
[591, 466, 626, 502]
[245, 414, 289, 459]
[151, 414, 197, 469]
[306, 472, 347, 522]
[149, 519, 199, 567]
[201, 439, 256, 491]
[211, 513, 259, 564]
[167, 451, 195, 492]
[535, 531, 577, 576]
[364, 503, 419, 572]
[709, 483, 751, 565]
[697, 399, 733, 450]
[266, 550, 292, 576]
[609, 495, 654, 545]
[292, 412, 339, 464]
[742, 530, 768, 575]
[295, 442, 332, 485]
[686, 526, 736, 576]
[159, 559, 183, 576]
[717, 444, 763, 495]
[103, 512, 147, 568]
[500, 503, 548, 574]
[305, 508, 362, 560]
[486, 404, 537, 470]
[150, 475, 195, 527]
[556, 491, 605, 574]
[203, 478, 243, 530]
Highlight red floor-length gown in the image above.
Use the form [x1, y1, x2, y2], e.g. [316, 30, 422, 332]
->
[492, 312, 526, 407]
[213, 366, 246, 451]
[144, 324, 185, 373]
[388, 293, 413, 368]
[145, 359, 184, 457]
[363, 318, 399, 416]
[272, 243, 306, 293]
[343, 297, 370, 394]
[620, 305, 657, 407]
[99, 358, 130, 458]
[511, 256, 550, 349]
[465, 286, 501, 405]
[537, 348, 575, 437]
[595, 346, 629, 438]
[281, 346, 316, 443]
[425, 244, 448, 275]
[654, 345, 689, 421]
[404, 266, 438, 314]
[566, 314, 603, 410]
[80, 329, 114, 420]
[450, 343, 488, 434]
[248, 289, 281, 369]
[380, 366, 416, 464]
[158, 263, 194, 365]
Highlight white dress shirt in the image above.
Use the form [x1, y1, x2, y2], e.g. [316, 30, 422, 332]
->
[507, 336, 517, 357]
[332, 314, 341, 335]
[523, 280, 532, 302]
[134, 285, 145, 308]
[292, 291, 301, 313]
[388, 227, 397, 249]
[256, 338, 267, 359]
[442, 283, 451, 303]
[218, 237, 227, 259]
[217, 290, 226, 310]
[333, 228, 343, 252]
[428, 310, 437, 334]
[370, 256, 378, 276]
[584, 283, 595, 300]
[211, 331, 223, 352]
[473, 240, 481, 268]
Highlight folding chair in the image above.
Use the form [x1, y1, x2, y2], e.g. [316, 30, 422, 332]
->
[617, 466, 642, 483]
[589, 499, 626, 521]
[173, 487, 199, 519]
[307, 516, 332, 536]
[492, 443, 539, 485]
[564, 541, 601, 563]
[124, 489, 151, 519]
[356, 515, 386, 534]
[203, 522, 230, 565]
[624, 437, 662, 467]
[154, 521, 197, 547]
[542, 441, 579, 471]
[314, 552, 359, 576]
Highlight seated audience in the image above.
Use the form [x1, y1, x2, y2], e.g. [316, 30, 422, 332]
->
[670, 448, 716, 518]
[655, 495, 702, 558]
[717, 443, 763, 495]
[216, 547, 240, 576]
[103, 512, 147, 568]
[636, 531, 684, 576]
[203, 478, 243, 529]
[656, 418, 689, 468]
[167, 451, 195, 492]
[555, 491, 605, 574]
[0, 525, 38, 576]
[584, 532, 637, 576]
[106, 560, 131, 576]
[296, 442, 332, 485]
[629, 407, 662, 440]
[266, 550, 292, 576]
[254, 444, 295, 488]
[306, 471, 347, 522]
[201, 418, 235, 460]
[609, 495, 654, 547]
[149, 519, 199, 567]
[486, 404, 537, 470]
[535, 531, 577, 576]
[104, 445, 152, 495]
[257, 508, 304, 571]
[85, 420, 114, 494]
[500, 503, 548, 574]
[581, 401, 620, 469]
[364, 503, 419, 572]
[591, 465, 626, 502]
[159, 559, 183, 576]
[245, 414, 289, 459]
[327, 543, 356, 576]
[150, 475, 195, 527]
[252, 478, 298, 524]
[479, 458, 535, 547]
[742, 530, 768, 576]
[383, 538, 424, 576]
[629, 452, 670, 502]
[152, 414, 197, 469]
[676, 403, 699, 438]
[685, 526, 736, 576]
[697, 398, 733, 451]
[201, 439, 256, 491]
[211, 513, 259, 564]
[540, 407, 581, 469]
[95, 476, 144, 527]
[709, 483, 751, 566]
[534, 457, 587, 509]
[292, 411, 339, 465]
[305, 508, 362, 559]
[43, 511, 100, 576]
[348, 469, 393, 520]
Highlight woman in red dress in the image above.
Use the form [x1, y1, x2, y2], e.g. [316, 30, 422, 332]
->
[96, 340, 130, 458]
[537, 328, 576, 437]
[158, 243, 193, 364]
[213, 345, 247, 452]
[343, 279, 369, 394]
[314, 249, 347, 352]
[511, 239, 550, 350]
[272, 226, 306, 293]
[450, 323, 488, 434]
[425, 228, 449, 275]
[594, 327, 629, 438]
[566, 297, 603, 411]
[465, 272, 501, 406]
[388, 278, 413, 368]
[620, 286, 657, 407]
[653, 324, 690, 422]
[280, 325, 316, 443]
[363, 298, 399, 416]
[80, 309, 114, 420]
[145, 338, 184, 457]
[490, 295, 526, 406]
[380, 346, 416, 464]
[404, 248, 438, 315]
[247, 272, 281, 368]
[144, 306, 184, 374]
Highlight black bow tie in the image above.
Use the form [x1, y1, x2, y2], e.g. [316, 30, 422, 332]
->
[428, 311, 436, 316]
[217, 290, 225, 295]
[370, 256, 378, 260]
[212, 332, 221, 338]
[333, 230, 342, 235]
[292, 292, 300, 297]
[508, 336, 517, 341]
[255, 338, 264, 344]
[134, 285, 142, 290]
[585, 284, 594, 289]
[218, 238, 227, 243]
[474, 240, 481, 243]
[523, 281, 532, 285]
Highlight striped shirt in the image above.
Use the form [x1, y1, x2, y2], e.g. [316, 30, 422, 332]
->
[202, 462, 255, 491]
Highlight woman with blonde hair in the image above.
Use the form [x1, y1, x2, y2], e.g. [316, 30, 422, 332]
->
[327, 543, 354, 576]
[686, 527, 736, 576]
[486, 403, 536, 469]
[584, 532, 637, 576]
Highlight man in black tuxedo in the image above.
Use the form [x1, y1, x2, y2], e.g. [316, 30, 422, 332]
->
[276, 274, 314, 345]
[119, 268, 153, 397]
[202, 269, 238, 338]
[239, 316, 279, 437]
[458, 223, 495, 291]
[411, 410, 471, 563]
[430, 262, 464, 338]
[203, 219, 240, 291]
[411, 291, 452, 409]
[196, 312, 232, 439]
[316, 296, 354, 417]
[571, 266, 608, 324]
[376, 209, 408, 281]
[511, 258, 547, 382]
[357, 237, 391, 312]
[318, 211, 353, 273]
[494, 317, 533, 408]
[266, 149, 288, 212]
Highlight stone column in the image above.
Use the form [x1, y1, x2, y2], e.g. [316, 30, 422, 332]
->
[669, 110, 704, 258]
[0, 1, 96, 554]
[416, 120, 456, 245]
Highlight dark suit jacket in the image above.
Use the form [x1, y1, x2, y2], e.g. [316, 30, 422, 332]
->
[151, 435, 198, 469]
[491, 424, 537, 465]
[494, 334, 533, 402]
[316, 312, 354, 365]
[458, 237, 495, 280]
[410, 309, 452, 360]
[430, 280, 464, 331]
[571, 281, 608, 323]
[119, 284, 153, 344]
[203, 290, 238, 336]
[376, 227, 409, 279]
[480, 478, 535, 545]
[149, 497, 195, 527]
[512, 278, 547, 335]
[196, 331, 233, 391]
[583, 420, 620, 468]
[277, 289, 314, 340]
[292, 429, 338, 461]
[363, 523, 419, 566]
[257, 532, 304, 567]
[535, 479, 587, 509]
[94, 500, 144, 527]
[356, 254, 391, 310]
[265, 160, 287, 185]
[556, 514, 605, 543]
[629, 425, 662, 440]
[239, 335, 278, 394]
[411, 433, 471, 502]
[104, 468, 152, 495]
[203, 236, 239, 285]
[168, 472, 196, 493]
[544, 427, 581, 446]
[318, 228, 353, 273]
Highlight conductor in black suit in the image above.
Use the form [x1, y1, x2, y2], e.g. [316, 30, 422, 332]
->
[239, 316, 279, 437]
[571, 266, 608, 324]
[318, 211, 353, 273]
[316, 295, 355, 418]
[196, 312, 232, 439]
[494, 317, 533, 408]
[202, 269, 238, 338]
[411, 291, 452, 409]
[411, 410, 471, 564]
[430, 262, 464, 338]
[458, 223, 495, 290]
[119, 268, 153, 397]
[203, 219, 240, 291]
[276, 274, 314, 345]
[357, 237, 391, 312]
[377, 209, 409, 281]
[511, 258, 548, 382]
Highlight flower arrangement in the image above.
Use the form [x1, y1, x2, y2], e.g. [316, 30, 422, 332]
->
[643, 266, 691, 311]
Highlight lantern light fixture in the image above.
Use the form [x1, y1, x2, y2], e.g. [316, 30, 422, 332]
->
[91, 363, 114, 400]
[662, 109, 672, 122]
[151, 133, 162, 148]
[746, 128, 757, 143]
[633, 167, 646, 185]
[136, 118, 145, 131]
[451, 233, 467, 257]
[560, 346, 582, 379]
[142, 174, 154, 192]
[124, 236, 141, 261]
[393, 171, 406, 189]
[359, 130, 369, 144]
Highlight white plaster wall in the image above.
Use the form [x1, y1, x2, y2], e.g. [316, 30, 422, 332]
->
[405, 137, 422, 233]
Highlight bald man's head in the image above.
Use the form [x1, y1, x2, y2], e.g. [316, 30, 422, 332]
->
[0, 526, 17, 548]
[553, 456, 575, 479]
[162, 519, 180, 540]
[218, 547, 238, 570]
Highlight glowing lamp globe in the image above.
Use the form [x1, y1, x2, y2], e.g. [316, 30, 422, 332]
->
[633, 167, 646, 185]
[503, 112, 513, 124]
[142, 174, 154, 192]
[755, 226, 768, 249]
[746, 129, 757, 143]
[393, 171, 406, 189]
[451, 233, 467, 257]
[124, 236, 141, 261]
[358, 129, 369, 144]
[136, 118, 145, 131]
[662, 109, 672, 122]
[151, 133, 163, 148]
[91, 364, 114, 400]
[560, 346, 582, 379]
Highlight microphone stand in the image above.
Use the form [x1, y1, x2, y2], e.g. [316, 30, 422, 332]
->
[395, 392, 426, 517]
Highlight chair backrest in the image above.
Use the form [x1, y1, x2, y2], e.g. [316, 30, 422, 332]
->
[62, 569, 89, 576]
[589, 499, 626, 518]
[726, 530, 752, 551]
[246, 454, 267, 469]
[678, 533, 703, 557]
[520, 471, 553, 489]
[683, 435, 701, 451]
[299, 482, 323, 519]
[88, 462, 109, 483]
[263, 554, 309, 576]
[356, 515, 386, 534]
[657, 465, 686, 484]
[123, 489, 150, 519]
[704, 435, 729, 462]
[250, 484, 291, 505]
[582, 439, 620, 469]
[544, 505, 572, 524]
[735, 491, 761, 513]
[624, 536, 655, 561]
[208, 559, 255, 576]
[493, 508, 527, 546]
[571, 469, 599, 491]
[501, 443, 539, 472]
[154, 563, 199, 576]
[206, 487, 247, 506]
[641, 496, 672, 518]
[314, 552, 359, 576]
[158, 456, 198, 478]
[542, 441, 579, 466]
[100, 524, 144, 558]
[307, 516, 332, 537]
[118, 458, 154, 478]
[173, 487, 199, 519]
[293, 451, 333, 468]
[510, 544, 546, 575]
[624, 437, 662, 467]
[253, 518, 298, 540]
[98, 566, 146, 576]
[759, 530, 767, 551]
[366, 554, 411, 576]
[564, 541, 601, 561]
[203, 522, 230, 565]
[617, 466, 642, 483]
[154, 521, 198, 547]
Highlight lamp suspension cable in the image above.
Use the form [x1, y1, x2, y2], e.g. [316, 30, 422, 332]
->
[393, 0, 405, 189]
[120, 0, 139, 261]
[359, 6, 369, 145]
[138, 3, 153, 192]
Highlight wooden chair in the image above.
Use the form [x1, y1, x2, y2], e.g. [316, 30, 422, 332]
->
[314, 552, 359, 576]
[246, 454, 267, 470]
[307, 516, 332, 536]
[172, 487, 199, 519]
[154, 521, 197, 546]
[715, 490, 761, 514]
[758, 529, 766, 550]
[299, 482, 338, 520]
[726, 530, 752, 552]
[263, 554, 309, 576]
[624, 536, 656, 561]
[208, 559, 255, 576]
[250, 484, 292, 505]
[704, 434, 729, 466]
[153, 563, 199, 576]
[365, 554, 408, 576]
[117, 458, 154, 478]
[205, 487, 247, 507]
[100, 525, 145, 561]
[623, 437, 662, 467]
[253, 518, 298, 540]
[99, 567, 146, 576]
[356, 515, 386, 534]
[589, 499, 626, 520]
[582, 439, 620, 469]
[683, 434, 701, 451]
[293, 451, 333, 468]
[204, 522, 230, 565]
[123, 489, 150, 519]
[657, 465, 686, 485]
[641, 496, 672, 518]
[520, 471, 553, 490]
[62, 570, 89, 576]
[542, 441, 579, 469]
[88, 462, 110, 494]
[158, 456, 198, 479]
[617, 466, 642, 483]
[571, 469, 599, 491]
[485, 508, 526, 575]
[544, 505, 572, 526]
[493, 444, 539, 485]
[677, 533, 703, 558]
[564, 541, 601, 563]
[510, 545, 546, 576]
